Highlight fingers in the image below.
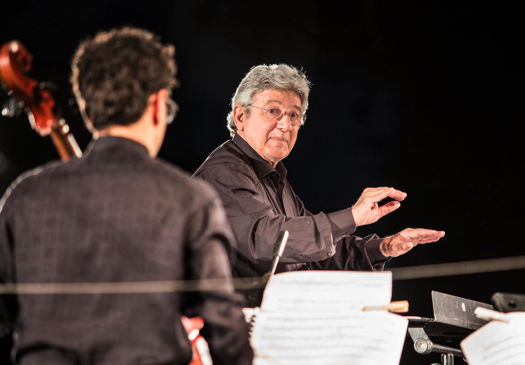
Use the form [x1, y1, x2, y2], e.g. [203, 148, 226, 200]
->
[380, 228, 446, 257]
[352, 187, 407, 226]
[385, 187, 407, 201]
[402, 228, 446, 244]
[376, 200, 401, 218]
[363, 187, 407, 203]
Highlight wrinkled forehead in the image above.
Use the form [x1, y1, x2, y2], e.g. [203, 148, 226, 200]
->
[251, 89, 303, 109]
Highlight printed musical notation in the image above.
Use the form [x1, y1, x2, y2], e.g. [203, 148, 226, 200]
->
[249, 271, 408, 365]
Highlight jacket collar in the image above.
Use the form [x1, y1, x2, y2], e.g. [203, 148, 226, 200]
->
[232, 134, 287, 181]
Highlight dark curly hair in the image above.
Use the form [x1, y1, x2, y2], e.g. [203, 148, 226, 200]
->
[70, 26, 178, 130]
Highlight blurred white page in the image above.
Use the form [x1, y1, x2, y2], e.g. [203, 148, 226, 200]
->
[461, 312, 525, 365]
[250, 271, 408, 365]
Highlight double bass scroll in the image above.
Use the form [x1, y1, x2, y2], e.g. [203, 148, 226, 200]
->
[0, 40, 81, 161]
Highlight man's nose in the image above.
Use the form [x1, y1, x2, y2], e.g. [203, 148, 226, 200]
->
[276, 114, 292, 131]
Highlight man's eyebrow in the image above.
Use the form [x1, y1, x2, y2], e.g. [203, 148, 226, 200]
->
[263, 99, 301, 111]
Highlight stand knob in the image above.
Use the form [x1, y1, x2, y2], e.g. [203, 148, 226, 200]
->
[414, 338, 433, 354]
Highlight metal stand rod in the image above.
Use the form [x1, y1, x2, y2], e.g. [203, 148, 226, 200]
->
[413, 337, 463, 358]
[441, 353, 454, 365]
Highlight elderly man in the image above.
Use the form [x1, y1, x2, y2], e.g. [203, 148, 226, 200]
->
[194, 63, 445, 306]
[0, 27, 253, 365]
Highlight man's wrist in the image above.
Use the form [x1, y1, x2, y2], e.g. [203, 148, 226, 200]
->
[379, 236, 393, 258]
[367, 237, 391, 263]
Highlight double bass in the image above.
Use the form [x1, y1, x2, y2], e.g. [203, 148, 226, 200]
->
[0, 40, 210, 365]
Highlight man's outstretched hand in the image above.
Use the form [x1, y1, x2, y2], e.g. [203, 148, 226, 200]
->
[379, 228, 446, 257]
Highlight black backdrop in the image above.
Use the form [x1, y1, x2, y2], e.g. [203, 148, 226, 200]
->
[1, 1, 524, 364]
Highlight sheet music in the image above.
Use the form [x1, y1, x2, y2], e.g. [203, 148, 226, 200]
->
[250, 271, 408, 365]
[260, 270, 392, 312]
[461, 312, 525, 365]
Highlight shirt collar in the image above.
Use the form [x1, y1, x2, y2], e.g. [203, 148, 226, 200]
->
[85, 136, 150, 157]
[232, 134, 287, 180]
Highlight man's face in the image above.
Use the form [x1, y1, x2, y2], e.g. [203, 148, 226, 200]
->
[235, 89, 302, 167]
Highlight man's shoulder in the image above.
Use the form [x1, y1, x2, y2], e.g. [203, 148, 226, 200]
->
[12, 158, 68, 186]
[194, 139, 254, 178]
[151, 157, 191, 180]
[152, 158, 221, 205]
[0, 159, 65, 213]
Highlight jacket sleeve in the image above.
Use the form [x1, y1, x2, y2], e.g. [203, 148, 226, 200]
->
[309, 234, 389, 271]
[196, 163, 388, 268]
[0, 186, 18, 353]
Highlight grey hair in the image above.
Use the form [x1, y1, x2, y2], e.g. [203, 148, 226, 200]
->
[226, 64, 311, 137]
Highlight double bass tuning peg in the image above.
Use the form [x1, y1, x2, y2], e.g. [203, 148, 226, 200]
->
[1, 81, 61, 119]
[37, 81, 58, 93]
[1, 94, 25, 118]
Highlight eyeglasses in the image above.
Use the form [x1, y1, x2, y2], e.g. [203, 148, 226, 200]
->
[247, 104, 305, 127]
[166, 97, 179, 124]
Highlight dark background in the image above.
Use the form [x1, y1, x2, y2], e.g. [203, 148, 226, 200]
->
[1, 1, 524, 364]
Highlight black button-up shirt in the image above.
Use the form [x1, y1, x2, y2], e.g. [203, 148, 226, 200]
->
[194, 135, 388, 306]
[0, 136, 253, 365]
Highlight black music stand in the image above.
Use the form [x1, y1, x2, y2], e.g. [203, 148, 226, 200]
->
[406, 291, 492, 365]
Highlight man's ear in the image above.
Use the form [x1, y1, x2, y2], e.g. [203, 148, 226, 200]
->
[233, 104, 245, 132]
[151, 89, 168, 126]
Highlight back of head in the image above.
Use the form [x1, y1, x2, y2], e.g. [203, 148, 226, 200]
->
[226, 64, 311, 136]
[70, 26, 178, 131]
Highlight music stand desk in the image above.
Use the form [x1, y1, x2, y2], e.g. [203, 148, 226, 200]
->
[406, 291, 493, 365]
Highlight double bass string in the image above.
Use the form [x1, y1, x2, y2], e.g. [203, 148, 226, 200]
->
[0, 277, 267, 295]
[390, 254, 525, 280]
[1, 254, 525, 295]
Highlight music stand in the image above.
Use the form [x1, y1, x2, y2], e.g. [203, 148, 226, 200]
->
[406, 291, 492, 365]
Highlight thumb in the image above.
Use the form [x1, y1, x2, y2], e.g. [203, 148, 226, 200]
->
[378, 200, 401, 218]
